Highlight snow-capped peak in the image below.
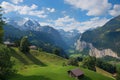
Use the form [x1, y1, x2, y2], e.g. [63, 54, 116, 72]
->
[6, 17, 41, 31]
[23, 19, 41, 30]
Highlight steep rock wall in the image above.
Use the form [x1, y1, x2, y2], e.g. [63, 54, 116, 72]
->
[75, 40, 118, 58]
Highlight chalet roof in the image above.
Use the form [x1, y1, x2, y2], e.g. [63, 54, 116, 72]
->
[29, 45, 37, 49]
[4, 41, 10, 44]
[4, 41, 15, 45]
[68, 68, 84, 77]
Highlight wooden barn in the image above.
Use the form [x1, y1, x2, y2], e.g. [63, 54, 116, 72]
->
[4, 41, 15, 47]
[29, 45, 37, 50]
[68, 68, 84, 79]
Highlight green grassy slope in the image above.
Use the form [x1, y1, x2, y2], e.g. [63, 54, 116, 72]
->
[10, 48, 115, 80]
[96, 67, 115, 79]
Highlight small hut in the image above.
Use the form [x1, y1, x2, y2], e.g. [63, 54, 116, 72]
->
[68, 68, 84, 79]
[29, 45, 37, 50]
[4, 41, 15, 47]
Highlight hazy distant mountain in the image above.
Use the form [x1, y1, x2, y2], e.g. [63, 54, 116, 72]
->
[58, 29, 80, 48]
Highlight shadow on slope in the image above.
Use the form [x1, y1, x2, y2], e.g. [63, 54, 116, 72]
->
[11, 48, 46, 66]
[25, 53, 47, 66]
[11, 49, 29, 65]
[81, 76, 92, 80]
[10, 74, 52, 80]
[11, 74, 92, 80]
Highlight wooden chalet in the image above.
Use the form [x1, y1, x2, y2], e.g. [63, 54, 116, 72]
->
[68, 68, 84, 79]
[4, 41, 15, 47]
[29, 45, 37, 50]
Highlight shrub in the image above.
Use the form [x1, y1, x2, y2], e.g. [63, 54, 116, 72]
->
[19, 36, 30, 53]
[67, 58, 79, 66]
[0, 45, 15, 80]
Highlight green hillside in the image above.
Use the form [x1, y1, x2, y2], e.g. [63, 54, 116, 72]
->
[96, 67, 114, 79]
[9, 48, 115, 80]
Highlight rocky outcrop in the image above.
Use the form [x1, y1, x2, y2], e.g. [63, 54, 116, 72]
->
[75, 40, 118, 58]
[75, 40, 88, 51]
[89, 43, 118, 58]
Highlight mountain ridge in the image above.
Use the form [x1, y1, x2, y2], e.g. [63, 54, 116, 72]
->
[77, 15, 120, 57]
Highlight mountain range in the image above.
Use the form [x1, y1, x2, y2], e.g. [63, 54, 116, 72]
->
[76, 15, 120, 57]
[3, 17, 80, 56]
[4, 15, 120, 58]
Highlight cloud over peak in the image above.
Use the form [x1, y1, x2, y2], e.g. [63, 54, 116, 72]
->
[40, 16, 109, 32]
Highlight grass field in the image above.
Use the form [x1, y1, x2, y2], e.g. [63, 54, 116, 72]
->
[10, 48, 115, 80]
[116, 62, 120, 68]
[70, 53, 82, 58]
[96, 67, 115, 79]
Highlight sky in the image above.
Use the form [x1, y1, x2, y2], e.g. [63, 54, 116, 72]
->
[0, 0, 120, 32]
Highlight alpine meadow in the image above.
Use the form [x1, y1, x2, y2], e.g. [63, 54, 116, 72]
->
[0, 0, 120, 80]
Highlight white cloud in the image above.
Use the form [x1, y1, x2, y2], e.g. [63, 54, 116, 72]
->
[39, 16, 79, 31]
[79, 17, 109, 32]
[109, 4, 120, 16]
[50, 16, 81, 31]
[64, 0, 112, 16]
[16, 17, 30, 26]
[11, 0, 23, 4]
[1, 1, 55, 18]
[40, 22, 51, 26]
[40, 16, 109, 32]
[1, 1, 15, 13]
[47, 8, 55, 12]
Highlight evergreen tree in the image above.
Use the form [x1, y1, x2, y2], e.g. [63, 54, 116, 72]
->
[52, 48, 60, 56]
[116, 67, 120, 80]
[82, 56, 96, 71]
[0, 6, 4, 43]
[0, 45, 15, 80]
[0, 7, 15, 80]
[19, 36, 30, 53]
[67, 58, 79, 66]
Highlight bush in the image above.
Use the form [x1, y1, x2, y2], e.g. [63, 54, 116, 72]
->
[0, 44, 15, 80]
[82, 56, 96, 71]
[96, 59, 116, 73]
[116, 67, 120, 80]
[19, 36, 30, 53]
[52, 48, 60, 56]
[67, 58, 79, 66]
[82, 56, 116, 72]
[38, 48, 43, 52]
[76, 57, 83, 61]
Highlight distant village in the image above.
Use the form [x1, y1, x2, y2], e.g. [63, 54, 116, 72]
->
[4, 41, 38, 50]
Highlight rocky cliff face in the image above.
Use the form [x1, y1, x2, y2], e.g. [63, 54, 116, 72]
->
[75, 40, 88, 51]
[75, 39, 118, 58]
[89, 43, 118, 58]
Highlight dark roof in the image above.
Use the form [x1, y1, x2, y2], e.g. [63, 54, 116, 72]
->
[29, 45, 37, 49]
[68, 68, 84, 77]
[4, 41, 15, 45]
